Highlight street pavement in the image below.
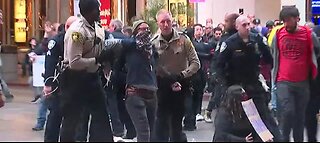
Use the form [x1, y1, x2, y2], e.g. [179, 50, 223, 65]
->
[0, 86, 215, 142]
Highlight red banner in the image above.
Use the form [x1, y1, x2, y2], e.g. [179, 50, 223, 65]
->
[100, 0, 111, 29]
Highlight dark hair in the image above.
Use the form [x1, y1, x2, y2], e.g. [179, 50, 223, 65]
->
[213, 27, 222, 33]
[193, 24, 203, 30]
[79, 0, 100, 16]
[279, 7, 300, 21]
[220, 85, 245, 122]
[28, 37, 38, 48]
[123, 26, 133, 35]
[228, 13, 240, 23]
[58, 24, 65, 33]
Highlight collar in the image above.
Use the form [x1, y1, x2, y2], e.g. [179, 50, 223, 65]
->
[158, 29, 181, 43]
[81, 16, 95, 31]
[194, 37, 203, 43]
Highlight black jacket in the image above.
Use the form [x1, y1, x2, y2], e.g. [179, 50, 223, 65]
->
[216, 32, 272, 86]
[43, 32, 65, 86]
[213, 108, 260, 142]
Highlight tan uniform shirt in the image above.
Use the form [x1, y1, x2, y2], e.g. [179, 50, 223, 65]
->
[152, 29, 200, 78]
[64, 17, 105, 73]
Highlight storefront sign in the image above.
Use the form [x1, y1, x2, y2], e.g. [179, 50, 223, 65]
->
[14, 0, 27, 42]
[100, 0, 111, 29]
[189, 0, 205, 3]
[169, 0, 188, 28]
[312, 0, 320, 14]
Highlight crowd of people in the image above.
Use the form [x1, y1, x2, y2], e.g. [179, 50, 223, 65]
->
[1, 0, 320, 142]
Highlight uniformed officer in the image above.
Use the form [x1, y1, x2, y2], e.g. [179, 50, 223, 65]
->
[215, 15, 280, 141]
[59, 0, 113, 141]
[208, 13, 239, 109]
[42, 16, 78, 142]
[152, 9, 200, 142]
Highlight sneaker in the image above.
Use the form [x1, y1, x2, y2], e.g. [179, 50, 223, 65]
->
[31, 96, 41, 104]
[32, 126, 44, 131]
[196, 114, 204, 121]
[204, 110, 213, 123]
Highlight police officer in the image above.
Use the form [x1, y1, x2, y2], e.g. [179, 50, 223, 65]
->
[152, 9, 200, 142]
[42, 16, 78, 142]
[60, 0, 113, 141]
[215, 15, 280, 141]
[209, 13, 239, 109]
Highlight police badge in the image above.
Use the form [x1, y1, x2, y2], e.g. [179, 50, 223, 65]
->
[72, 32, 83, 43]
[220, 42, 227, 53]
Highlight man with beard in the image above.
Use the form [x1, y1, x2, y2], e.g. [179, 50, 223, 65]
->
[271, 7, 320, 142]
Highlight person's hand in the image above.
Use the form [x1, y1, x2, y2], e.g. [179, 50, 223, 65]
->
[28, 52, 37, 63]
[266, 138, 274, 142]
[245, 133, 253, 142]
[43, 86, 52, 97]
[135, 31, 152, 49]
[171, 82, 182, 92]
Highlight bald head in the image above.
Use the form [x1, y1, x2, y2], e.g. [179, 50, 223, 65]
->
[65, 16, 78, 30]
[224, 13, 239, 32]
[236, 15, 250, 27]
[235, 15, 251, 38]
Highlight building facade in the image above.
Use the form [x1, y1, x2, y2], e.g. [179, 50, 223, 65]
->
[196, 0, 309, 27]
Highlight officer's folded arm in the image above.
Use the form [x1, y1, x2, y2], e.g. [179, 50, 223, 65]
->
[66, 35, 96, 70]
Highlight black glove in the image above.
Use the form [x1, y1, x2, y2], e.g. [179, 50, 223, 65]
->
[96, 48, 113, 64]
[165, 72, 184, 84]
[135, 31, 152, 50]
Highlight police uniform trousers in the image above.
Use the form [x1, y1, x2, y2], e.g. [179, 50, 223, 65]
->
[59, 69, 113, 142]
[154, 77, 190, 142]
[44, 91, 63, 142]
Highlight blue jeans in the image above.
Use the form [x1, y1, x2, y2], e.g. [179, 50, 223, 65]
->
[35, 95, 48, 128]
[0, 79, 13, 99]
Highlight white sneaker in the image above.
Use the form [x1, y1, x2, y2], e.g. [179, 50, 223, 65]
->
[196, 114, 204, 121]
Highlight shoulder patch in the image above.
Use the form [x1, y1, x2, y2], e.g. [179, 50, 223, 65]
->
[48, 40, 56, 50]
[72, 32, 83, 43]
[220, 42, 227, 53]
[262, 37, 268, 46]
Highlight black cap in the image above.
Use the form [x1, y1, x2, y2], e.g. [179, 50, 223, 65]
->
[252, 18, 261, 25]
[266, 20, 274, 27]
